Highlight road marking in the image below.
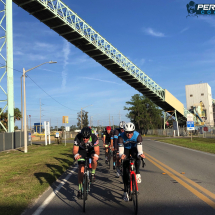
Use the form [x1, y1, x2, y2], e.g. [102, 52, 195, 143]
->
[145, 153, 215, 210]
[145, 152, 215, 201]
[153, 140, 215, 157]
[32, 165, 78, 215]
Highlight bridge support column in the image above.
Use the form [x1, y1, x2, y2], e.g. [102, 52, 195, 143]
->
[6, 0, 14, 132]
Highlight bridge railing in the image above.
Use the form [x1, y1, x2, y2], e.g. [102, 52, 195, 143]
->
[36, 0, 165, 99]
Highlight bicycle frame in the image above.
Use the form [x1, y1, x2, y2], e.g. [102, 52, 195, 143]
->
[129, 158, 138, 193]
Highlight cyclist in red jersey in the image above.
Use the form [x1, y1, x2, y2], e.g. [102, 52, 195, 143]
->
[102, 126, 114, 164]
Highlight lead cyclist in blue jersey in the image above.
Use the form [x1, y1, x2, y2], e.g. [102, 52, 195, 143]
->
[118, 122, 145, 202]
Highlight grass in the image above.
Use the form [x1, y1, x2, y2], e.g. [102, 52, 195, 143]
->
[0, 143, 74, 215]
[157, 137, 215, 154]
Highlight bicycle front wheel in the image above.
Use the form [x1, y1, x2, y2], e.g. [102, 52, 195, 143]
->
[132, 174, 138, 215]
[83, 174, 87, 212]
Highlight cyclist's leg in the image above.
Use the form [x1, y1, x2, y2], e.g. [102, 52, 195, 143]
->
[89, 148, 97, 181]
[131, 147, 141, 183]
[105, 140, 109, 163]
[122, 148, 130, 190]
[77, 147, 87, 197]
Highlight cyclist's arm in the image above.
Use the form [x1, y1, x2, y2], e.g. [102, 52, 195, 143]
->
[73, 134, 82, 160]
[113, 129, 119, 150]
[136, 134, 143, 156]
[103, 134, 106, 143]
[110, 131, 114, 148]
[118, 136, 124, 158]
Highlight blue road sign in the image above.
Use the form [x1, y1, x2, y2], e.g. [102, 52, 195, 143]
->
[187, 121, 194, 130]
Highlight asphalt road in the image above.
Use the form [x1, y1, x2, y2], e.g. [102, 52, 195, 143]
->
[23, 139, 215, 215]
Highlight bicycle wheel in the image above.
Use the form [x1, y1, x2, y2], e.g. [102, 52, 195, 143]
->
[132, 174, 138, 215]
[83, 174, 87, 212]
[108, 150, 111, 169]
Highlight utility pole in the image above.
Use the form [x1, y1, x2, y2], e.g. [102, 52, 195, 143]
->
[109, 113, 111, 126]
[29, 115, 31, 132]
[57, 119, 58, 131]
[81, 108, 83, 129]
[112, 116, 114, 130]
[119, 110, 121, 122]
[27, 115, 28, 130]
[40, 99, 41, 133]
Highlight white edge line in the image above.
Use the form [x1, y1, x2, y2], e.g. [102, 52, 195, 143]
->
[153, 140, 215, 157]
[32, 165, 78, 215]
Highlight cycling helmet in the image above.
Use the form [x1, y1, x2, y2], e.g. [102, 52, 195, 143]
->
[81, 127, 92, 138]
[106, 126, 111, 131]
[119, 121, 126, 129]
[124, 122, 135, 132]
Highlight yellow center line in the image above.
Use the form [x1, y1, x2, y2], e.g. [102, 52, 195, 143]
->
[145, 155, 215, 210]
[145, 152, 215, 201]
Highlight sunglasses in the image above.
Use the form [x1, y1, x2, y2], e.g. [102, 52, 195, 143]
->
[83, 137, 90, 139]
[125, 131, 133, 134]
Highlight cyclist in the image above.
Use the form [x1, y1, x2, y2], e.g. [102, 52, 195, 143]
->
[73, 127, 100, 199]
[91, 127, 98, 137]
[113, 121, 126, 176]
[102, 126, 114, 164]
[118, 122, 145, 202]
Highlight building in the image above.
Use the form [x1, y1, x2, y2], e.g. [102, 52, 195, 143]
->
[185, 83, 214, 126]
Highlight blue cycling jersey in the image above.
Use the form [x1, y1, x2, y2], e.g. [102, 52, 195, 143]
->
[119, 131, 139, 149]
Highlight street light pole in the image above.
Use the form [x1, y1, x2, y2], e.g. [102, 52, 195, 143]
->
[23, 61, 57, 153]
[23, 68, 27, 153]
[21, 76, 23, 131]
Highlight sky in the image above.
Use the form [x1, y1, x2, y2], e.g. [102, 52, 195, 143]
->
[0, 0, 215, 129]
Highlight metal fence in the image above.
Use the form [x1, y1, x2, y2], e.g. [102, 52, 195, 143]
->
[146, 128, 187, 137]
[0, 131, 31, 152]
[146, 126, 215, 138]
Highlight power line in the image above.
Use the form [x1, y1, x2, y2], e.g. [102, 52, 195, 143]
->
[0, 63, 78, 111]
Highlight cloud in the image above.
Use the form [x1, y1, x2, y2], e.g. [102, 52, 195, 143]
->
[140, 58, 145, 65]
[62, 41, 70, 89]
[144, 28, 165, 37]
[198, 16, 215, 27]
[14, 51, 24, 56]
[80, 77, 124, 85]
[180, 27, 189, 33]
[42, 69, 61, 74]
[34, 42, 54, 49]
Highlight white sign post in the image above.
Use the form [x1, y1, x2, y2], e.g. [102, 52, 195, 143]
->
[173, 121, 179, 137]
[187, 114, 194, 141]
[44, 121, 50, 145]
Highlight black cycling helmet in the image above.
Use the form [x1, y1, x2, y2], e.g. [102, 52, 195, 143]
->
[81, 127, 92, 138]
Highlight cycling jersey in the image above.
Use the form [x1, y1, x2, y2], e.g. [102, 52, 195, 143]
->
[113, 128, 123, 150]
[74, 133, 99, 149]
[103, 130, 113, 143]
[118, 131, 142, 149]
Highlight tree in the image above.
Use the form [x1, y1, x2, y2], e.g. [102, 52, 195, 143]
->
[70, 125, 78, 131]
[77, 110, 89, 129]
[0, 107, 22, 131]
[124, 94, 162, 133]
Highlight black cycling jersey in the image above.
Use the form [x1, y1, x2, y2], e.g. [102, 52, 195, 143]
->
[103, 130, 113, 143]
[74, 133, 98, 149]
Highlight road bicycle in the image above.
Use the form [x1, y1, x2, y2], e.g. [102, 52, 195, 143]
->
[123, 156, 145, 215]
[82, 146, 92, 212]
[107, 145, 112, 169]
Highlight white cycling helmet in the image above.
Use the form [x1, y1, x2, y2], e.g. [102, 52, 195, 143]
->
[119, 121, 126, 129]
[124, 122, 135, 132]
